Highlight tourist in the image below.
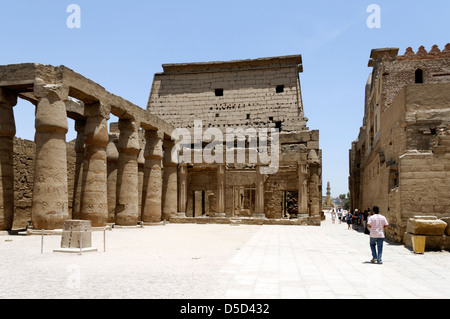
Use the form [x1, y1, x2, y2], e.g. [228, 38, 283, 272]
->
[347, 211, 353, 229]
[362, 210, 369, 231]
[352, 210, 359, 230]
[367, 206, 389, 264]
[337, 209, 343, 224]
[331, 210, 336, 224]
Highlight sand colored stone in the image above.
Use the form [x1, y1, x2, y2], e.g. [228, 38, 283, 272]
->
[31, 84, 69, 230]
[0, 88, 16, 231]
[349, 44, 450, 243]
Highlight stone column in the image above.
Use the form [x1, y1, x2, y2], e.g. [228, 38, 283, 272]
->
[216, 164, 226, 217]
[0, 88, 17, 231]
[141, 130, 163, 223]
[80, 106, 109, 227]
[253, 166, 266, 218]
[71, 120, 86, 220]
[308, 164, 320, 217]
[115, 119, 140, 226]
[298, 163, 308, 215]
[32, 84, 69, 230]
[178, 163, 188, 216]
[137, 148, 145, 220]
[162, 139, 180, 220]
[106, 131, 119, 224]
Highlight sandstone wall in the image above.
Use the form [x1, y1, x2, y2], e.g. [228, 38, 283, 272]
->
[148, 56, 307, 133]
[353, 82, 450, 242]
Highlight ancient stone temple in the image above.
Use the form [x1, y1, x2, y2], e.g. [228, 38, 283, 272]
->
[148, 55, 322, 223]
[0, 55, 322, 231]
[349, 44, 450, 243]
[0, 63, 174, 230]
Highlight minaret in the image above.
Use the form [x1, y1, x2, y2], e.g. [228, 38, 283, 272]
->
[326, 182, 332, 207]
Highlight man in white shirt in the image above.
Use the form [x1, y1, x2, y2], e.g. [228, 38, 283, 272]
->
[367, 206, 389, 264]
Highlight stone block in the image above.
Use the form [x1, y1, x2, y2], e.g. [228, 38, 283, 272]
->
[404, 232, 448, 251]
[406, 217, 447, 236]
[54, 220, 97, 253]
[442, 217, 450, 236]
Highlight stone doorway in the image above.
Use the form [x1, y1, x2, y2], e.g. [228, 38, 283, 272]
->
[233, 186, 255, 217]
[282, 191, 299, 218]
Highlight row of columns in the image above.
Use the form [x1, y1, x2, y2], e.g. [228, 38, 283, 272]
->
[73, 117, 179, 228]
[176, 163, 314, 218]
[0, 85, 181, 231]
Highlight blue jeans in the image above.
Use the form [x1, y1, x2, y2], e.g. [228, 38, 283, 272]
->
[370, 237, 384, 263]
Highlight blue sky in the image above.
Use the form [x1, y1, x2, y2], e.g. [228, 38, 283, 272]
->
[2, 0, 450, 197]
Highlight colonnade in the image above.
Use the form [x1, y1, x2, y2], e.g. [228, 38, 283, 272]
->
[0, 86, 182, 231]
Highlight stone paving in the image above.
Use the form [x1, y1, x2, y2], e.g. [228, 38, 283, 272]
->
[1, 212, 450, 299]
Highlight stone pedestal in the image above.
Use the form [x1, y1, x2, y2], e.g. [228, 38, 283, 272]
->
[54, 220, 97, 253]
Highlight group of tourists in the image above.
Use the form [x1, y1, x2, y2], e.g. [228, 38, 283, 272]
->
[330, 208, 373, 232]
[330, 206, 389, 265]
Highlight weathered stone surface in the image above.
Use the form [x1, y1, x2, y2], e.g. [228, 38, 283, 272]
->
[60, 220, 93, 249]
[147, 56, 322, 220]
[403, 232, 449, 251]
[115, 119, 140, 226]
[442, 217, 450, 236]
[106, 132, 119, 224]
[80, 115, 109, 227]
[32, 90, 69, 230]
[406, 218, 447, 236]
[0, 89, 16, 230]
[349, 44, 450, 243]
[162, 139, 179, 220]
[141, 130, 163, 223]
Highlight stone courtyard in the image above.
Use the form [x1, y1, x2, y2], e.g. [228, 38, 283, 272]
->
[1, 211, 450, 299]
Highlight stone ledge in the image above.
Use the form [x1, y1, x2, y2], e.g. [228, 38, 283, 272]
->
[168, 216, 321, 226]
[53, 247, 98, 254]
[404, 232, 450, 251]
[406, 218, 447, 236]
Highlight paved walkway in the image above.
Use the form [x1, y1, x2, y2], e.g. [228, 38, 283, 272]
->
[216, 212, 450, 299]
[1, 212, 450, 299]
